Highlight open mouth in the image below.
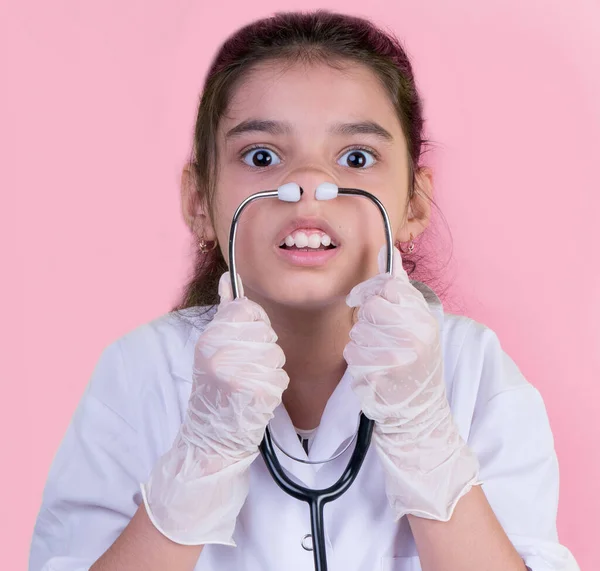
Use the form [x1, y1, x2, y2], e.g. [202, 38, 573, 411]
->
[279, 244, 337, 251]
[276, 229, 340, 267]
[278, 230, 338, 251]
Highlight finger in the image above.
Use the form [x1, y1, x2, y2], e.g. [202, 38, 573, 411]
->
[346, 274, 389, 308]
[200, 318, 278, 343]
[218, 271, 245, 303]
[349, 307, 440, 354]
[348, 319, 419, 348]
[355, 295, 436, 331]
[212, 297, 272, 326]
[212, 366, 290, 397]
[343, 342, 419, 368]
[200, 342, 287, 375]
[346, 246, 405, 308]
[377, 244, 405, 278]
[346, 274, 410, 308]
[347, 271, 432, 311]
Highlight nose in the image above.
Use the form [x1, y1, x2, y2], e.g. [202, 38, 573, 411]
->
[277, 181, 339, 202]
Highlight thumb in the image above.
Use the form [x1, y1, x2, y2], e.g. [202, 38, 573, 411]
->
[218, 271, 245, 303]
[377, 243, 404, 277]
[346, 245, 404, 308]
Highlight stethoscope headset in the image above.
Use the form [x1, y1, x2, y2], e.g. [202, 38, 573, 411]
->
[227, 181, 394, 571]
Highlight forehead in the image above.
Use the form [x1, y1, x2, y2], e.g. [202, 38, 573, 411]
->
[220, 59, 403, 137]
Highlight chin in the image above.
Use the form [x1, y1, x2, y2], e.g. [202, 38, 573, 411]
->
[245, 277, 349, 311]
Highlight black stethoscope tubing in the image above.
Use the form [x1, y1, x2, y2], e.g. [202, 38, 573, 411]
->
[260, 413, 374, 571]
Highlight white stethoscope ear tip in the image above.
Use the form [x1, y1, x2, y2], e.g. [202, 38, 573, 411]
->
[277, 182, 302, 202]
[277, 181, 339, 202]
[315, 182, 338, 200]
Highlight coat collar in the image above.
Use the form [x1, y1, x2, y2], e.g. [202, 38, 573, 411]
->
[171, 280, 444, 486]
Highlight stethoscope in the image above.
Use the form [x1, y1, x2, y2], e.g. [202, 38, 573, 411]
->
[227, 181, 394, 571]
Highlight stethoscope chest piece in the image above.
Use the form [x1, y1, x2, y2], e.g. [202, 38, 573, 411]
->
[302, 533, 314, 551]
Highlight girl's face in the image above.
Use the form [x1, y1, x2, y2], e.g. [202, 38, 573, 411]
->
[201, 60, 430, 309]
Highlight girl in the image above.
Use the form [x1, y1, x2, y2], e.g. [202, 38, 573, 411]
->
[29, 10, 580, 571]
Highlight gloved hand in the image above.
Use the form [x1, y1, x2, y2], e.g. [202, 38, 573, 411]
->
[343, 245, 482, 522]
[141, 272, 290, 545]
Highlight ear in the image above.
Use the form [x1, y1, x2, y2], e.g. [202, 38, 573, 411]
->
[180, 164, 217, 241]
[396, 166, 433, 243]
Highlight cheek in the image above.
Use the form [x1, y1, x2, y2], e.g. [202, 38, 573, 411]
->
[379, 188, 409, 238]
[211, 183, 264, 258]
[350, 192, 405, 247]
[210, 199, 234, 263]
[217, 199, 277, 267]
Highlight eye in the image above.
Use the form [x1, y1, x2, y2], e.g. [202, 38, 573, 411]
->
[337, 147, 378, 169]
[241, 146, 281, 168]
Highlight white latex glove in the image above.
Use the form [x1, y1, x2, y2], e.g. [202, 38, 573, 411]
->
[343, 245, 482, 522]
[141, 272, 290, 546]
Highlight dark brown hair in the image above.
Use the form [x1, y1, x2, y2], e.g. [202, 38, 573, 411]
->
[171, 9, 454, 314]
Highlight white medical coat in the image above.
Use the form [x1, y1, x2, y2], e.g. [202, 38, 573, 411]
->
[29, 282, 581, 571]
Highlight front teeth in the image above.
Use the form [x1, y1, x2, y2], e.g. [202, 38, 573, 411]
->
[281, 231, 335, 248]
[307, 234, 321, 248]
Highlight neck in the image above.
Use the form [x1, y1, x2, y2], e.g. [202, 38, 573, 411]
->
[250, 296, 354, 430]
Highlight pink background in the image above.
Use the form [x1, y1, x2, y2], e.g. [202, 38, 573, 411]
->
[3, 0, 598, 569]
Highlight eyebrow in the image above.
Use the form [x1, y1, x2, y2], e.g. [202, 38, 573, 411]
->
[225, 119, 394, 142]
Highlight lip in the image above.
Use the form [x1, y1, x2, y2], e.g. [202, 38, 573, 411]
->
[275, 216, 341, 247]
[275, 244, 341, 267]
